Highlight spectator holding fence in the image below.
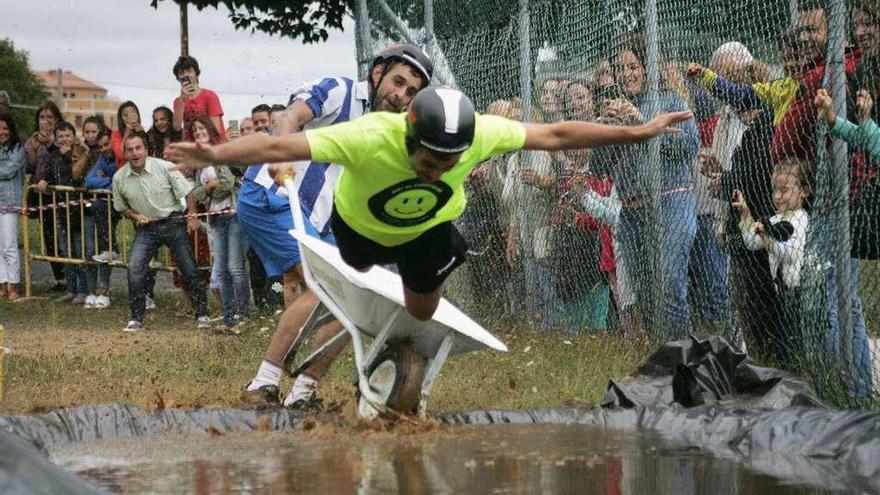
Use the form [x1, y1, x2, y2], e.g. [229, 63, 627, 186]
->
[24, 101, 66, 292]
[0, 114, 25, 301]
[112, 130, 209, 332]
[606, 35, 700, 335]
[189, 116, 250, 331]
[732, 159, 811, 365]
[84, 128, 119, 309]
[172, 55, 225, 140]
[34, 121, 89, 304]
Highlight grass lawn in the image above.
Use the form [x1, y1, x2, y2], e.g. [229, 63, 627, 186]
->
[0, 288, 650, 415]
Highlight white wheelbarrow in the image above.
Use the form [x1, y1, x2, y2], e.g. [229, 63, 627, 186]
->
[280, 178, 507, 419]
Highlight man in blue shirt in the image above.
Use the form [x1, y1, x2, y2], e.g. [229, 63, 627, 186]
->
[237, 44, 434, 408]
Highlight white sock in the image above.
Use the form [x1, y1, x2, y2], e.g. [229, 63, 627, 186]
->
[248, 361, 282, 390]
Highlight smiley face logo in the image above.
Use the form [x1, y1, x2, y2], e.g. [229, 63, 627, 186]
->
[368, 178, 453, 227]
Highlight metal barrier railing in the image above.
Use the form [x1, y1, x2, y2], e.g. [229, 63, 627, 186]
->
[20, 184, 211, 299]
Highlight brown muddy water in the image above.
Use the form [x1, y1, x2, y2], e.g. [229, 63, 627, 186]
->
[49, 423, 849, 495]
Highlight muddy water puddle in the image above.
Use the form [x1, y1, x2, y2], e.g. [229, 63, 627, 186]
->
[51, 424, 849, 494]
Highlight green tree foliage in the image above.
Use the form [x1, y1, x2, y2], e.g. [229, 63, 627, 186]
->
[0, 39, 49, 137]
[149, 0, 353, 43]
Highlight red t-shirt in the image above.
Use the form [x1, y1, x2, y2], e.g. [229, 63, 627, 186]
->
[174, 88, 225, 140]
[111, 130, 126, 168]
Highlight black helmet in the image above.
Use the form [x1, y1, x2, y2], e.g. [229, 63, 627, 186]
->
[371, 44, 434, 85]
[406, 87, 475, 154]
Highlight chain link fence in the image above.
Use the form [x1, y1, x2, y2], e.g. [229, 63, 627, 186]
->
[354, 0, 879, 408]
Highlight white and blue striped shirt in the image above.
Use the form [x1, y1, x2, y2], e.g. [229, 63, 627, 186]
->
[240, 77, 369, 234]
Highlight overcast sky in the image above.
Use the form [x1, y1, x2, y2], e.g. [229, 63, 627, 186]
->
[2, 0, 358, 126]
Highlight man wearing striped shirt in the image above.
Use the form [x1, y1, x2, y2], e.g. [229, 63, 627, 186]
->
[113, 130, 209, 333]
[235, 44, 434, 408]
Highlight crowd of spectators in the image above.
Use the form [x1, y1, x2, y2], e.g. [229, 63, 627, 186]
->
[458, 0, 878, 395]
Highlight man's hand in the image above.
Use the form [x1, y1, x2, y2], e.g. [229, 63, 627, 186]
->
[132, 213, 151, 225]
[35, 179, 48, 192]
[815, 88, 836, 126]
[204, 178, 220, 193]
[268, 163, 296, 186]
[469, 162, 490, 182]
[715, 231, 726, 250]
[603, 98, 643, 123]
[641, 110, 694, 137]
[165, 142, 216, 172]
[187, 215, 200, 235]
[505, 229, 518, 267]
[707, 172, 723, 198]
[699, 152, 721, 176]
[686, 63, 706, 81]
[181, 81, 197, 99]
[855, 89, 874, 125]
[731, 189, 752, 220]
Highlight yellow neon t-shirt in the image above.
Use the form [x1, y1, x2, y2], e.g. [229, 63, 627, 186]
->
[306, 111, 526, 247]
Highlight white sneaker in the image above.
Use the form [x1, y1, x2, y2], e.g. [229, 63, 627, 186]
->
[94, 295, 110, 309]
[83, 295, 97, 309]
[145, 295, 156, 311]
[283, 376, 318, 408]
[196, 316, 212, 330]
[123, 320, 143, 332]
[92, 251, 121, 263]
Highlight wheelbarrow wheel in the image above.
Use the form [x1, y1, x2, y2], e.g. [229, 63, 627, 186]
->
[357, 341, 424, 419]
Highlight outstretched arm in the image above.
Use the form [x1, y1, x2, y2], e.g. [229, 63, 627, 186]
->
[521, 110, 693, 151]
[165, 132, 313, 170]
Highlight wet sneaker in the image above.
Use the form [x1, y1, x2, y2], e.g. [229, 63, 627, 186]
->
[283, 381, 319, 409]
[123, 320, 143, 332]
[239, 383, 280, 409]
[145, 295, 156, 311]
[94, 295, 111, 309]
[196, 316, 212, 330]
[83, 295, 97, 309]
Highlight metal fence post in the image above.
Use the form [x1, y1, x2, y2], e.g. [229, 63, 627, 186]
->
[645, 0, 664, 336]
[827, 0, 855, 393]
[354, 0, 373, 80]
[516, 0, 541, 325]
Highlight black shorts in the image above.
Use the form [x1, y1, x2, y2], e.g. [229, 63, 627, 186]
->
[330, 207, 468, 294]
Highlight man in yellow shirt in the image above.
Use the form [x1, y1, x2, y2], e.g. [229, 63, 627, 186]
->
[167, 87, 691, 321]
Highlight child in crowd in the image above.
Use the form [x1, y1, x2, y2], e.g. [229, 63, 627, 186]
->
[732, 158, 810, 363]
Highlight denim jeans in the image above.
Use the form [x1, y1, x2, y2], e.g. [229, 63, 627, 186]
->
[57, 219, 89, 295]
[84, 214, 111, 293]
[618, 191, 697, 336]
[209, 214, 251, 325]
[127, 218, 207, 323]
[825, 257, 873, 398]
[90, 199, 119, 254]
[688, 214, 730, 321]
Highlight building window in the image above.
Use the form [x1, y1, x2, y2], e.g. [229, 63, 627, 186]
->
[70, 92, 76, 98]
[62, 92, 67, 98]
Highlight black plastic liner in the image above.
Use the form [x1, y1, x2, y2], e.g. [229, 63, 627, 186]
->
[1, 335, 878, 493]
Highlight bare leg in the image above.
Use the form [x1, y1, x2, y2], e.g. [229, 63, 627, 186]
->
[264, 288, 319, 365]
[403, 286, 443, 321]
[281, 265, 305, 308]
